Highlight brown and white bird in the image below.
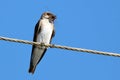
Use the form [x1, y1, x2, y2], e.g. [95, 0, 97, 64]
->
[28, 12, 56, 74]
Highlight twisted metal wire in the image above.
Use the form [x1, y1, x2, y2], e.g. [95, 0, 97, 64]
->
[0, 36, 120, 57]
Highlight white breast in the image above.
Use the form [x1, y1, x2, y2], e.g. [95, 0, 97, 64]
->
[37, 19, 53, 44]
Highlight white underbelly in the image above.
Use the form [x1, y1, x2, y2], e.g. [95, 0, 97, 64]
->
[37, 26, 53, 44]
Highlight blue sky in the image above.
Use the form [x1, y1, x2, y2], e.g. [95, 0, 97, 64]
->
[0, 0, 120, 80]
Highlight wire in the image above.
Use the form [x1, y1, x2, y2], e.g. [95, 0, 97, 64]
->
[0, 36, 120, 57]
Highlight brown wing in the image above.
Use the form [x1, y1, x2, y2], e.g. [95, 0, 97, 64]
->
[31, 20, 41, 57]
[52, 28, 55, 37]
[50, 26, 55, 43]
[29, 20, 41, 73]
[31, 20, 41, 55]
[33, 20, 41, 42]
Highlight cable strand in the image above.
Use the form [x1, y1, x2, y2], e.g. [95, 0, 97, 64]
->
[0, 36, 120, 57]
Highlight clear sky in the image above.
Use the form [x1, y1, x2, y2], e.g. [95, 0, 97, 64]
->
[0, 0, 120, 80]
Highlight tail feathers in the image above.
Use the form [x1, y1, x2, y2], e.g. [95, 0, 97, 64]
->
[28, 65, 36, 74]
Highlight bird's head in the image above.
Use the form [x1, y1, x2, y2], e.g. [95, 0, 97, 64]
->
[41, 12, 56, 22]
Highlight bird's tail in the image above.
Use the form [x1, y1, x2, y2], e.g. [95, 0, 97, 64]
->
[28, 65, 36, 74]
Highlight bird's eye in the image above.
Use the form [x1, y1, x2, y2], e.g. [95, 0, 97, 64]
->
[47, 13, 51, 15]
[52, 16, 55, 19]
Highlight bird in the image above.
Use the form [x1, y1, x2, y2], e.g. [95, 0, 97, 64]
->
[28, 12, 56, 74]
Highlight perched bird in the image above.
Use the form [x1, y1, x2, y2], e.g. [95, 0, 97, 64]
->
[29, 12, 56, 74]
